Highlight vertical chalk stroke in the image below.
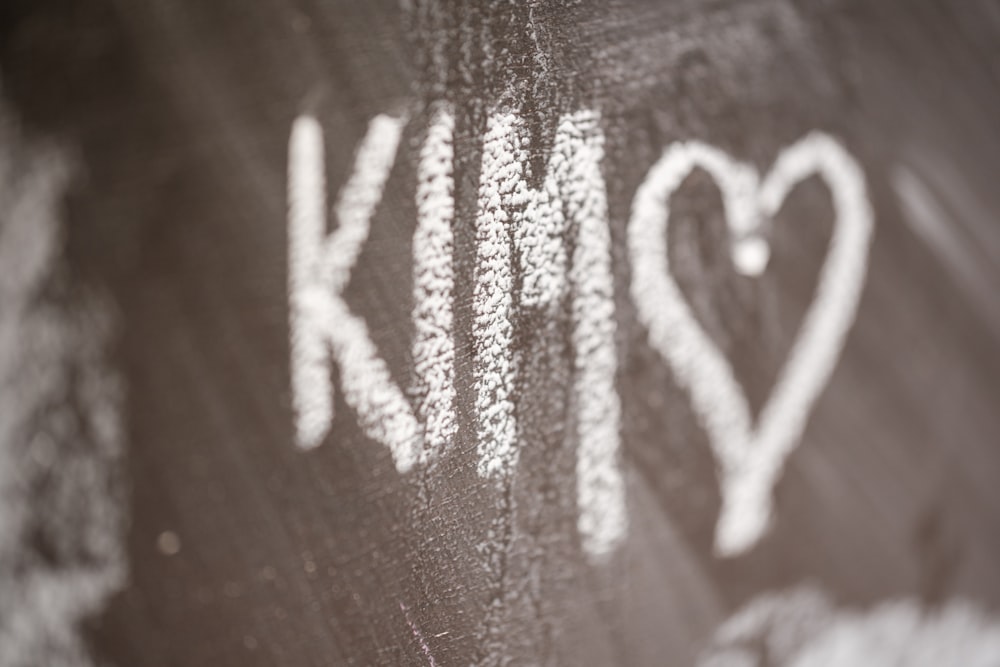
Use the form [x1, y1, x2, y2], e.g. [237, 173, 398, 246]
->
[473, 110, 569, 667]
[472, 112, 521, 480]
[699, 586, 1000, 666]
[629, 133, 874, 556]
[288, 113, 426, 472]
[471, 112, 522, 666]
[472, 109, 625, 558]
[560, 111, 627, 559]
[0, 105, 125, 664]
[411, 107, 458, 465]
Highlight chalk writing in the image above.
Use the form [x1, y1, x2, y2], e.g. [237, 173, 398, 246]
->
[289, 109, 626, 559]
[287, 111, 872, 562]
[288, 114, 423, 471]
[412, 107, 458, 465]
[562, 111, 627, 558]
[471, 112, 520, 480]
[472, 109, 626, 557]
[629, 133, 874, 556]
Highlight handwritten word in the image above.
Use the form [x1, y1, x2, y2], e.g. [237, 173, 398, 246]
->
[288, 108, 626, 559]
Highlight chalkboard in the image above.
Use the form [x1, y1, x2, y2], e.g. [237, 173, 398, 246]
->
[2, 1, 1000, 665]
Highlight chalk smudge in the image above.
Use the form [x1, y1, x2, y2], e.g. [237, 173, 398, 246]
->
[699, 586, 1000, 667]
[0, 98, 125, 665]
[629, 133, 873, 556]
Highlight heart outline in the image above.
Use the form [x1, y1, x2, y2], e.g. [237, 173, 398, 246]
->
[628, 132, 874, 557]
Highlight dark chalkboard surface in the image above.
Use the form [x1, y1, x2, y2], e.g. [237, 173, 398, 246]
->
[2, 1, 1000, 665]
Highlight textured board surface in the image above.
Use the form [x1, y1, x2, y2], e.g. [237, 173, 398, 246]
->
[1, 1, 1000, 665]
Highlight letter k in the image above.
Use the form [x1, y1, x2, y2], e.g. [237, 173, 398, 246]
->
[287, 114, 422, 473]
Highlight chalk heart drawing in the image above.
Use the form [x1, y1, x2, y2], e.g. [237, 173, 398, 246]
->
[629, 132, 874, 557]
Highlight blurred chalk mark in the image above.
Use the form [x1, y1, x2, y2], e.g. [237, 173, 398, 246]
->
[0, 93, 126, 666]
[699, 586, 1000, 666]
